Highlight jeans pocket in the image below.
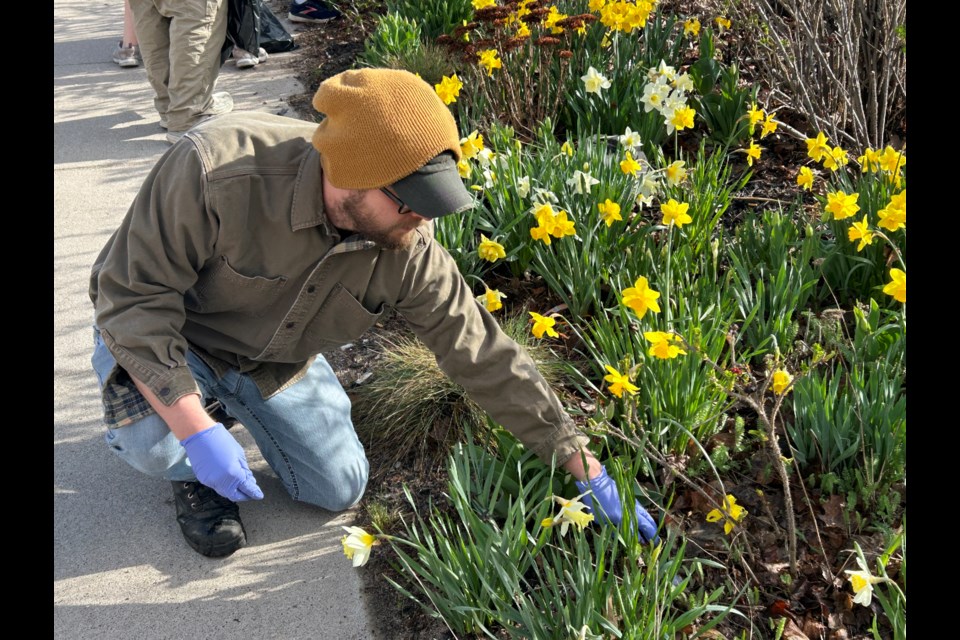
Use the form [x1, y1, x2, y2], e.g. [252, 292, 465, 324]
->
[91, 327, 119, 390]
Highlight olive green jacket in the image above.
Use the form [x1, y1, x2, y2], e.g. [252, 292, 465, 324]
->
[89, 112, 588, 465]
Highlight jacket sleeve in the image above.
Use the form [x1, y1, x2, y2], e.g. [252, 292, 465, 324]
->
[89, 142, 217, 406]
[393, 236, 590, 467]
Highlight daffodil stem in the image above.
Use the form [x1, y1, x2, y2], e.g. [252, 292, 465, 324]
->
[665, 225, 674, 329]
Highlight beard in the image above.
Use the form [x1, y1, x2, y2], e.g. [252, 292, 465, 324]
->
[332, 191, 424, 250]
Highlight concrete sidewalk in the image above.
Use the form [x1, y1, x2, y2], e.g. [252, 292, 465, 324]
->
[54, 2, 376, 638]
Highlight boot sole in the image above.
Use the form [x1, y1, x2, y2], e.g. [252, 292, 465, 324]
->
[182, 529, 247, 558]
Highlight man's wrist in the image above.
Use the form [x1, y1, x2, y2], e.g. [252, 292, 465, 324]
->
[562, 449, 603, 482]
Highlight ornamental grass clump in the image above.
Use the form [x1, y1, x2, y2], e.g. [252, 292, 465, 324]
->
[350, 313, 568, 477]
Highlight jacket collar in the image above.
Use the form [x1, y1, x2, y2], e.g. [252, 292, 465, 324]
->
[290, 148, 335, 235]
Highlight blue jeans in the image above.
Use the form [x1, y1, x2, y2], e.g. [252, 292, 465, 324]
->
[92, 328, 368, 511]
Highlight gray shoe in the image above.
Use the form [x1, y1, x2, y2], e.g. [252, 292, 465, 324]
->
[112, 41, 139, 68]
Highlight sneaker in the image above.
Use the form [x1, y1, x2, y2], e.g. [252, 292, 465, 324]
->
[257, 47, 269, 62]
[171, 481, 247, 557]
[165, 91, 233, 143]
[288, 0, 341, 23]
[233, 47, 259, 69]
[203, 91, 234, 117]
[112, 41, 139, 68]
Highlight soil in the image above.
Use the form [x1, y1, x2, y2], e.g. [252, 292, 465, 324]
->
[260, 2, 904, 638]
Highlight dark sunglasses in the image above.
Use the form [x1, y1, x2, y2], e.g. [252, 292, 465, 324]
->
[380, 188, 413, 215]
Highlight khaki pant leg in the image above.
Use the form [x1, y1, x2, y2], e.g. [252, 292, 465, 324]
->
[157, 0, 228, 132]
[128, 0, 172, 122]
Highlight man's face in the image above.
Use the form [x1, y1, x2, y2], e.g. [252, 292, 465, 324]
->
[331, 189, 428, 250]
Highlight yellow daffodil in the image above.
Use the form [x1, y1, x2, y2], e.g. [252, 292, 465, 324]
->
[665, 160, 687, 186]
[669, 105, 696, 132]
[620, 150, 642, 176]
[858, 147, 882, 173]
[460, 130, 484, 159]
[847, 215, 874, 252]
[796, 166, 814, 191]
[516, 21, 531, 38]
[543, 6, 567, 34]
[621, 276, 661, 319]
[877, 191, 905, 232]
[541, 494, 594, 536]
[821, 145, 849, 172]
[824, 190, 860, 221]
[550, 210, 577, 238]
[683, 17, 700, 37]
[477, 287, 506, 312]
[745, 141, 761, 167]
[341, 526, 379, 567]
[845, 554, 884, 607]
[581, 66, 611, 94]
[883, 268, 905, 303]
[588, 0, 605, 12]
[644, 331, 687, 360]
[805, 131, 829, 162]
[434, 73, 463, 105]
[598, 199, 622, 227]
[747, 103, 765, 127]
[760, 112, 778, 138]
[771, 369, 793, 395]
[457, 158, 471, 178]
[477, 234, 506, 262]
[472, 0, 494, 8]
[560, 140, 575, 156]
[603, 365, 639, 398]
[878, 145, 905, 173]
[705, 494, 747, 534]
[529, 311, 561, 338]
[660, 198, 692, 228]
[478, 49, 502, 76]
[715, 16, 731, 33]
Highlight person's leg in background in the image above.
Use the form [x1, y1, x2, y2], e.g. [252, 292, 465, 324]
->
[162, 0, 232, 141]
[127, 0, 173, 128]
[112, 0, 141, 67]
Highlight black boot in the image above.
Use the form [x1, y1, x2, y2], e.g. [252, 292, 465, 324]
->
[171, 480, 247, 557]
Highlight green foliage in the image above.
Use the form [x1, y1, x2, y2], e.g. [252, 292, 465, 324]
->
[787, 360, 906, 510]
[384, 0, 473, 42]
[384, 428, 743, 638]
[693, 61, 756, 149]
[725, 208, 819, 361]
[358, 11, 422, 68]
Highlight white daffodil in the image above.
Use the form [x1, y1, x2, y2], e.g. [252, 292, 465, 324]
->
[532, 187, 559, 207]
[619, 126, 643, 150]
[541, 494, 594, 536]
[476, 147, 496, 168]
[641, 81, 668, 113]
[656, 60, 678, 82]
[482, 168, 497, 188]
[844, 554, 884, 607]
[581, 66, 611, 95]
[672, 73, 694, 94]
[567, 169, 600, 195]
[341, 526, 379, 567]
[516, 175, 531, 199]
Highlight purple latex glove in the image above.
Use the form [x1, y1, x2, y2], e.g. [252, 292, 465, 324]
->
[575, 465, 659, 543]
[181, 423, 264, 502]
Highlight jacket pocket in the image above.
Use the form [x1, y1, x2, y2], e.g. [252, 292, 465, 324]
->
[300, 283, 383, 352]
[186, 256, 287, 317]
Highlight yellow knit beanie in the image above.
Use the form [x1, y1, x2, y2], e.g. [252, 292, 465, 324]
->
[311, 69, 462, 189]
